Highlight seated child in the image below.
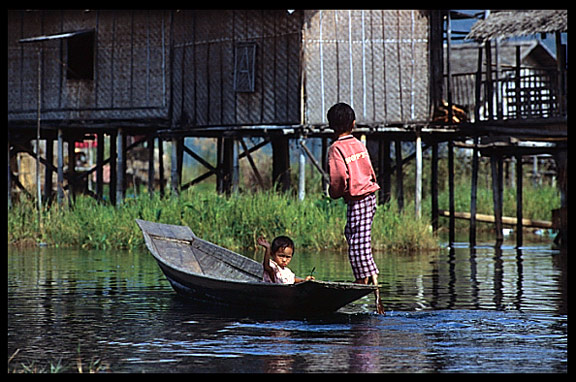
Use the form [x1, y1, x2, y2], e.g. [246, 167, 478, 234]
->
[257, 236, 314, 284]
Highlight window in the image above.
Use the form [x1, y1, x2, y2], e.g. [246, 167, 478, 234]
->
[66, 31, 95, 80]
[234, 42, 256, 92]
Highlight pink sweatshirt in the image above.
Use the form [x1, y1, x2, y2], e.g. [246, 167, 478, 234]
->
[327, 135, 380, 201]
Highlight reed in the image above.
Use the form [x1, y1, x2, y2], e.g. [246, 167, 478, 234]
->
[8, 182, 558, 251]
[8, 188, 438, 251]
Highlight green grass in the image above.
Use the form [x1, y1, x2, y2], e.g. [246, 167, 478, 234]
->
[8, 188, 439, 251]
[8, 175, 559, 251]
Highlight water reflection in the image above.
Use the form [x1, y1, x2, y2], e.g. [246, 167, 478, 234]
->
[366, 243, 567, 315]
[7, 241, 567, 373]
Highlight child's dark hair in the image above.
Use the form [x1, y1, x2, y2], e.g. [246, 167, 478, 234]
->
[327, 102, 356, 135]
[271, 236, 294, 255]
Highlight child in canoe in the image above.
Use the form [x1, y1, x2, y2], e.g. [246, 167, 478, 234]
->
[257, 236, 314, 284]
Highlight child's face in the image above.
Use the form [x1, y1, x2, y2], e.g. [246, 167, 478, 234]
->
[272, 246, 293, 269]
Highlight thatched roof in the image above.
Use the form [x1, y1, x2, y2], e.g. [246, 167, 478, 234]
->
[466, 10, 567, 41]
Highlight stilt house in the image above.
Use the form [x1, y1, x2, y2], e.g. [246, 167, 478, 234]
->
[7, 9, 444, 199]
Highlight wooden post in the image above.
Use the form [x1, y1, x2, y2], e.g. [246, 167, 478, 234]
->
[271, 136, 290, 193]
[415, 132, 422, 218]
[116, 128, 125, 204]
[321, 137, 329, 194]
[446, 11, 453, 123]
[469, 136, 479, 246]
[96, 132, 104, 201]
[217, 137, 234, 195]
[232, 138, 239, 194]
[158, 136, 165, 197]
[395, 140, 404, 211]
[298, 136, 306, 201]
[474, 45, 483, 122]
[515, 153, 523, 248]
[448, 140, 455, 245]
[430, 142, 438, 231]
[216, 137, 224, 194]
[485, 40, 494, 120]
[378, 138, 391, 205]
[147, 134, 155, 194]
[44, 137, 53, 204]
[68, 136, 76, 201]
[109, 130, 117, 205]
[491, 154, 503, 244]
[515, 46, 521, 118]
[170, 136, 180, 196]
[7, 135, 11, 208]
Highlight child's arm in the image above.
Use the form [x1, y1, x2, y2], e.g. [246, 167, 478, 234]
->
[327, 146, 347, 199]
[257, 236, 276, 282]
[294, 275, 315, 283]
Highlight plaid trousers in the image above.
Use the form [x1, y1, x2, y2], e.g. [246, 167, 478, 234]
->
[344, 192, 379, 280]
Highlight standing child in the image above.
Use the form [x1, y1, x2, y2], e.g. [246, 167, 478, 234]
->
[326, 102, 385, 314]
[257, 236, 314, 284]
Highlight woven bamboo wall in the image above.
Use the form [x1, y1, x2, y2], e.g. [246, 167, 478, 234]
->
[9, 10, 435, 130]
[7, 10, 170, 126]
[302, 10, 431, 126]
[171, 10, 302, 128]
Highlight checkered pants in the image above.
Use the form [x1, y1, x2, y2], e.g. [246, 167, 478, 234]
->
[344, 192, 379, 280]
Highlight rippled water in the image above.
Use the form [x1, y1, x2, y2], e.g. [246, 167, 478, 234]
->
[7, 240, 567, 373]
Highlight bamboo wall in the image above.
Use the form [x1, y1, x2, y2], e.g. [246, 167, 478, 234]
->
[170, 10, 302, 128]
[302, 10, 432, 126]
[8, 10, 435, 130]
[7, 10, 170, 125]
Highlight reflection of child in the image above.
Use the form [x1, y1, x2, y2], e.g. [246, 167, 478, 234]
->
[257, 236, 314, 284]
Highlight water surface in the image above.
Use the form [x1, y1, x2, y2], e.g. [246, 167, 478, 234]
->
[7, 240, 567, 373]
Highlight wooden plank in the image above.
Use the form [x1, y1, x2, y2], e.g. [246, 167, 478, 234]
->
[438, 210, 552, 229]
[135, 219, 195, 241]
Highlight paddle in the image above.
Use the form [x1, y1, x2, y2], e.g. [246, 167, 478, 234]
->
[374, 287, 385, 315]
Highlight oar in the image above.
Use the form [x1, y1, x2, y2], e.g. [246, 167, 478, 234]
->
[374, 287, 385, 315]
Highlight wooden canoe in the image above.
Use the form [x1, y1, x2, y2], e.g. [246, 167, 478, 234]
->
[135, 219, 377, 315]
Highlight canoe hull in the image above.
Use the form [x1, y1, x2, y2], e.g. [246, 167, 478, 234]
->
[136, 219, 376, 315]
[159, 262, 375, 314]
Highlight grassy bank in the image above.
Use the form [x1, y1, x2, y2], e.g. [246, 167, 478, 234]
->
[8, 189, 438, 251]
[8, 179, 559, 251]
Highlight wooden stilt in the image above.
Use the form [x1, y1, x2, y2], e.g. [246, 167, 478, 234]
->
[448, 141, 456, 245]
[378, 138, 391, 205]
[430, 142, 438, 231]
[116, 128, 125, 204]
[158, 136, 165, 197]
[216, 137, 224, 194]
[218, 137, 234, 195]
[395, 140, 404, 211]
[321, 137, 329, 194]
[515, 153, 523, 248]
[44, 137, 53, 204]
[415, 133, 422, 218]
[68, 136, 76, 202]
[469, 136, 479, 246]
[231, 138, 239, 194]
[491, 154, 503, 245]
[7, 136, 11, 208]
[96, 132, 104, 201]
[271, 136, 290, 193]
[109, 130, 117, 205]
[147, 134, 155, 194]
[170, 136, 180, 196]
[298, 136, 306, 201]
[448, 140, 455, 245]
